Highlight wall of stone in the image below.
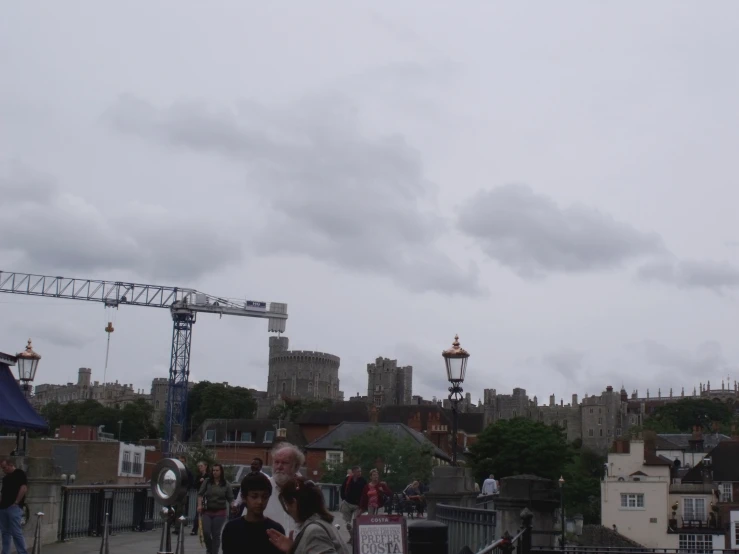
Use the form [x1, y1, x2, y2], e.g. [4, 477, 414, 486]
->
[266, 336, 341, 402]
[366, 357, 413, 407]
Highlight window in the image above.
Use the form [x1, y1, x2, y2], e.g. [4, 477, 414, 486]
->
[326, 451, 343, 468]
[264, 431, 275, 444]
[589, 408, 594, 414]
[598, 417, 603, 425]
[607, 429, 612, 436]
[282, 382, 286, 392]
[241, 432, 253, 443]
[512, 410, 517, 417]
[720, 483, 733, 502]
[121, 451, 132, 474]
[599, 429, 603, 437]
[683, 498, 706, 521]
[204, 430, 215, 442]
[155, 400, 160, 409]
[678, 534, 712, 554]
[561, 420, 568, 429]
[620, 493, 644, 510]
[588, 429, 594, 437]
[734, 522, 739, 549]
[616, 427, 622, 437]
[133, 453, 142, 475]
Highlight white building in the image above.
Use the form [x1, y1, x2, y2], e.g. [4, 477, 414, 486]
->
[602, 438, 726, 552]
[117, 442, 146, 482]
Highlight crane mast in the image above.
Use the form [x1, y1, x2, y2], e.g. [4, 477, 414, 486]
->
[0, 270, 288, 451]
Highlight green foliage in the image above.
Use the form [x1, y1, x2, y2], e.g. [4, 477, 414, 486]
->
[39, 398, 158, 442]
[563, 445, 605, 524]
[468, 418, 573, 482]
[187, 381, 257, 437]
[181, 444, 217, 477]
[268, 397, 333, 422]
[320, 426, 434, 491]
[643, 398, 734, 433]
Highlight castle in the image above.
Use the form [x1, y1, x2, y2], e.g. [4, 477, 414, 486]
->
[255, 336, 343, 417]
[33, 367, 151, 409]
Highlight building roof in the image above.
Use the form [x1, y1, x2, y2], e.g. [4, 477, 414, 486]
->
[379, 404, 450, 428]
[655, 433, 730, 451]
[296, 402, 369, 425]
[196, 419, 306, 448]
[682, 440, 739, 483]
[305, 422, 452, 462]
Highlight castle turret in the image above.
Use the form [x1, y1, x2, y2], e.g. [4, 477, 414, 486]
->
[78, 368, 92, 387]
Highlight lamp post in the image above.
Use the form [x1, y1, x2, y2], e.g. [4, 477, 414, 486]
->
[16, 339, 41, 399]
[559, 476, 566, 551]
[442, 334, 469, 466]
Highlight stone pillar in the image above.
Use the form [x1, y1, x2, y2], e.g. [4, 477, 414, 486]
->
[424, 465, 478, 520]
[494, 475, 559, 548]
[14, 456, 63, 546]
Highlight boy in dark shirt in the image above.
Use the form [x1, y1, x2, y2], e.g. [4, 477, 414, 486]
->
[221, 472, 284, 554]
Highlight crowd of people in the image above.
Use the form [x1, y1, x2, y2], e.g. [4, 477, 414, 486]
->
[182, 443, 431, 553]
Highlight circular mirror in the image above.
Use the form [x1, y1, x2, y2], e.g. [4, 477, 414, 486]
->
[151, 458, 188, 507]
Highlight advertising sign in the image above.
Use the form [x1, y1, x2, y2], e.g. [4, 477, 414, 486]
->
[246, 300, 267, 311]
[353, 515, 407, 554]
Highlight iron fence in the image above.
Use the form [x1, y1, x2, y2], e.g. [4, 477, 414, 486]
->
[437, 503, 497, 554]
[59, 482, 340, 541]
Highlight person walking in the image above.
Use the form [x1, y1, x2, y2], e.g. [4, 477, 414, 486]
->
[360, 469, 392, 515]
[0, 459, 29, 554]
[339, 466, 366, 540]
[197, 463, 233, 554]
[266, 477, 348, 554]
[190, 461, 209, 536]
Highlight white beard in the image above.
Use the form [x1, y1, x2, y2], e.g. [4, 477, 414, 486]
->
[273, 471, 291, 488]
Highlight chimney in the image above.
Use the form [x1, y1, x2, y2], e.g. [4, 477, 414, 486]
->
[572, 394, 578, 406]
[643, 430, 657, 457]
[689, 426, 704, 452]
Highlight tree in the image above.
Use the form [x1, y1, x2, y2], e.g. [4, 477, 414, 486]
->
[643, 398, 734, 433]
[268, 398, 333, 422]
[320, 427, 434, 491]
[467, 418, 573, 483]
[187, 381, 257, 437]
[38, 398, 158, 442]
[563, 445, 605, 524]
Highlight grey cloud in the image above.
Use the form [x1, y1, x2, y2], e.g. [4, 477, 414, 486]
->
[14, 320, 95, 349]
[105, 94, 483, 296]
[457, 184, 665, 278]
[636, 339, 726, 374]
[637, 259, 739, 294]
[0, 160, 241, 282]
[542, 348, 585, 381]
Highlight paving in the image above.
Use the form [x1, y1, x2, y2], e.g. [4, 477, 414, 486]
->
[41, 511, 353, 554]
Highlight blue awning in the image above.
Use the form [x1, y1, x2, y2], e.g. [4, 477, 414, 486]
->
[0, 363, 48, 431]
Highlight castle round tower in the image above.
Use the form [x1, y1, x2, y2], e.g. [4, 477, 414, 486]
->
[267, 336, 341, 402]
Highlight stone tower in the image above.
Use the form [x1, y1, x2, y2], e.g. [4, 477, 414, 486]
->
[266, 336, 341, 402]
[366, 357, 413, 407]
[77, 367, 92, 387]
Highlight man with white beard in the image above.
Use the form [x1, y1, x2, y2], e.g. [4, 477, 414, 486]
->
[244, 442, 303, 537]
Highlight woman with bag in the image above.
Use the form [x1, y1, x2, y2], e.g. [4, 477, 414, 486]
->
[197, 463, 234, 554]
[360, 469, 392, 515]
[266, 477, 349, 554]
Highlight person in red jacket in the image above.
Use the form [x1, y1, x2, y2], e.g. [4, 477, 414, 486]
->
[360, 469, 392, 515]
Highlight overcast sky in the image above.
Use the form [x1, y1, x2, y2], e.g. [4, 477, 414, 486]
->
[2, 2, 739, 406]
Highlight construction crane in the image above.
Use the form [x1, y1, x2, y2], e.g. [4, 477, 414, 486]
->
[0, 270, 287, 451]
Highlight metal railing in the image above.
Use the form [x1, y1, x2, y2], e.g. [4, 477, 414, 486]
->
[531, 548, 736, 554]
[59, 482, 340, 541]
[437, 503, 497, 554]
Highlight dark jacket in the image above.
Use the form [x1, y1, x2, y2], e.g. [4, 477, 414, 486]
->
[340, 475, 367, 506]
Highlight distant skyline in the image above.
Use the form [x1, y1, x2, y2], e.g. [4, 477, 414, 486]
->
[2, 2, 739, 405]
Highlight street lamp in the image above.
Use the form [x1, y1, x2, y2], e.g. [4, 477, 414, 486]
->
[60, 474, 76, 485]
[559, 476, 566, 551]
[442, 334, 469, 466]
[16, 339, 41, 398]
